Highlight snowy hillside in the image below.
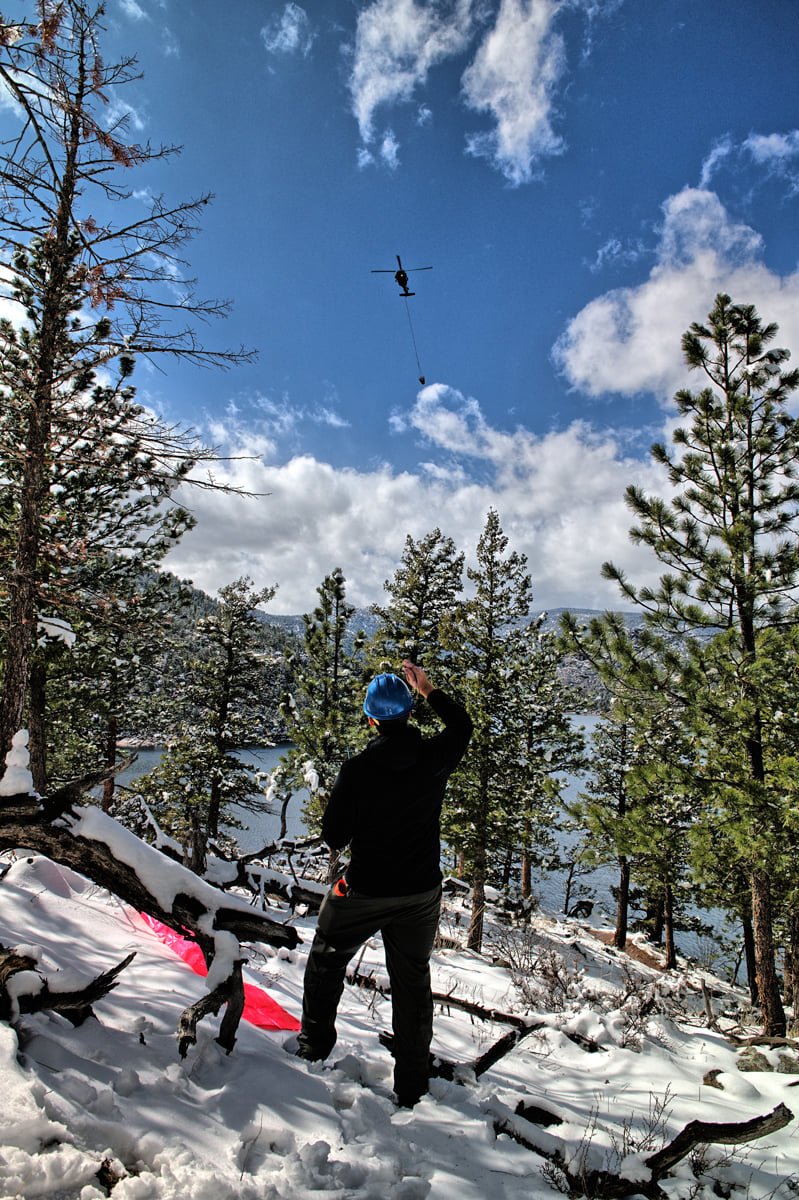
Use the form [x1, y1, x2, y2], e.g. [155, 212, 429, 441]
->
[1, 852, 797, 1199]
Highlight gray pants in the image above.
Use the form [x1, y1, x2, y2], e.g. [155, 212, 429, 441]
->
[299, 882, 442, 1101]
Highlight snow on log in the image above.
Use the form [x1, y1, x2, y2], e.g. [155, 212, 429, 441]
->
[0, 943, 135, 1025]
[488, 1099, 795, 1199]
[0, 791, 300, 1051]
[177, 957, 246, 1058]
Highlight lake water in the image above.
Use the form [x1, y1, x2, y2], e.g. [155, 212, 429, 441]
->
[114, 719, 735, 971]
[114, 744, 309, 846]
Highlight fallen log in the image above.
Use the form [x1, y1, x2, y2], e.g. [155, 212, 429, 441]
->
[0, 794, 299, 949]
[202, 837, 329, 913]
[491, 1101, 794, 1199]
[644, 1101, 794, 1178]
[348, 967, 529, 1029]
[0, 791, 300, 1051]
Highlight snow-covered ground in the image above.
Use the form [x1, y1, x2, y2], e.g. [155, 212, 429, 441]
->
[1, 850, 797, 1200]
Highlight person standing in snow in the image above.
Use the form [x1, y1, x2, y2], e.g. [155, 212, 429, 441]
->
[296, 659, 473, 1108]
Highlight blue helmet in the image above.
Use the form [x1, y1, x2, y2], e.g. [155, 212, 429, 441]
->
[363, 673, 414, 721]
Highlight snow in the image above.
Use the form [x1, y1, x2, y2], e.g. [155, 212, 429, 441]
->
[0, 729, 35, 797]
[37, 616, 77, 649]
[0, 849, 797, 1199]
[302, 761, 320, 793]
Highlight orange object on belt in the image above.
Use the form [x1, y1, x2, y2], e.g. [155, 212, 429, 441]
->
[333, 877, 349, 897]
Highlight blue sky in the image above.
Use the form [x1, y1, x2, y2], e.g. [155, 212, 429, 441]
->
[6, 1, 799, 614]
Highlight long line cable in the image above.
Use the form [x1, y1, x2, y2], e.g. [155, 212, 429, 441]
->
[403, 298, 425, 384]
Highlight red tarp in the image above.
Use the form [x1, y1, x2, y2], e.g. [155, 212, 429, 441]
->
[139, 912, 300, 1032]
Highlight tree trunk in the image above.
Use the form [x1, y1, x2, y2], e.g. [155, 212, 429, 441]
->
[101, 712, 118, 812]
[788, 909, 799, 1033]
[520, 848, 531, 899]
[0, 44, 85, 762]
[649, 893, 664, 945]
[207, 775, 222, 841]
[751, 867, 786, 1036]
[467, 844, 486, 952]
[189, 807, 206, 874]
[741, 905, 759, 1004]
[613, 856, 629, 950]
[0, 455, 44, 761]
[28, 659, 48, 794]
[663, 882, 677, 970]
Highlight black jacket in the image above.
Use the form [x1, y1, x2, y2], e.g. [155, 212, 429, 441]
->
[322, 689, 473, 896]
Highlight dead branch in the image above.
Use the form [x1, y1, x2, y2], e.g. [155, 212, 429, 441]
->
[491, 1101, 795, 1199]
[700, 978, 720, 1030]
[727, 1033, 799, 1048]
[177, 958, 246, 1058]
[205, 837, 328, 913]
[644, 1102, 794, 1177]
[0, 943, 135, 1025]
[348, 967, 529, 1029]
[0, 792, 300, 1051]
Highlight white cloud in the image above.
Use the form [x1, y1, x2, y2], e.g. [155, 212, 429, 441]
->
[744, 130, 799, 167]
[380, 128, 401, 169]
[207, 392, 350, 451]
[163, 389, 669, 617]
[461, 0, 566, 185]
[349, 0, 476, 152]
[554, 187, 799, 401]
[262, 4, 314, 57]
[105, 95, 146, 133]
[162, 28, 179, 58]
[119, 0, 149, 20]
[698, 134, 734, 188]
[348, 0, 611, 183]
[587, 235, 646, 274]
[699, 129, 799, 194]
[657, 188, 762, 265]
[744, 130, 799, 193]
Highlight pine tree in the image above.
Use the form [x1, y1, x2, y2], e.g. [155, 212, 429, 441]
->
[0, 5, 252, 763]
[279, 569, 366, 837]
[370, 528, 464, 719]
[515, 619, 586, 901]
[129, 578, 278, 870]
[563, 295, 799, 1034]
[441, 509, 533, 951]
[570, 710, 636, 949]
[43, 571, 195, 801]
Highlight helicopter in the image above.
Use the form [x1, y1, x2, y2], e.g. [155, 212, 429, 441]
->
[371, 253, 432, 297]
